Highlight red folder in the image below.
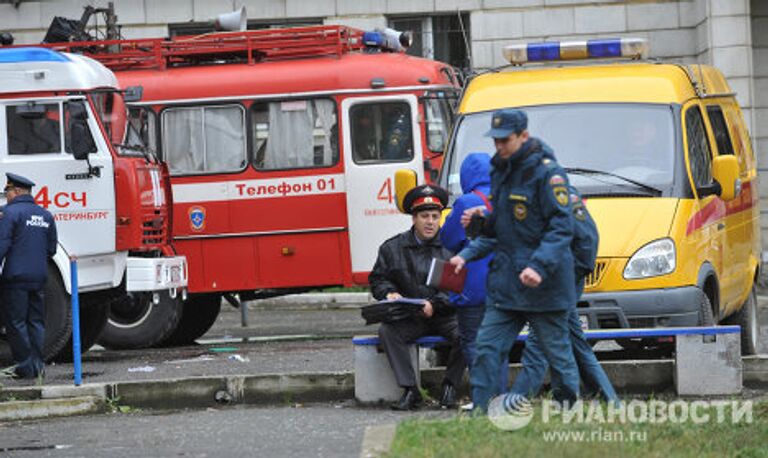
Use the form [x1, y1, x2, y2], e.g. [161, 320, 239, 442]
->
[426, 258, 467, 294]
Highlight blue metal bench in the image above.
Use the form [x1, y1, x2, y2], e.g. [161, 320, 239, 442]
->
[352, 325, 742, 347]
[352, 325, 743, 400]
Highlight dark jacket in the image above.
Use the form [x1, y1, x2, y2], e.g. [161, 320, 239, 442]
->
[539, 148, 599, 281]
[441, 153, 493, 307]
[458, 138, 576, 312]
[0, 194, 57, 290]
[369, 228, 453, 316]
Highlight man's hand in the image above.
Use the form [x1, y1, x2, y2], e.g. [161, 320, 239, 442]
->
[519, 267, 542, 288]
[460, 206, 486, 228]
[449, 255, 466, 274]
[386, 292, 402, 301]
[422, 300, 434, 318]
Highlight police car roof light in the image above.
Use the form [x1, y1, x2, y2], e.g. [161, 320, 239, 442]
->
[0, 47, 69, 64]
[503, 38, 648, 65]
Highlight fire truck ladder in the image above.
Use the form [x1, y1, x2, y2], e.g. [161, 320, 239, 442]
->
[44, 25, 365, 71]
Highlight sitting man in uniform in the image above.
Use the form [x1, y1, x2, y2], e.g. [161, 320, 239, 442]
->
[369, 184, 465, 410]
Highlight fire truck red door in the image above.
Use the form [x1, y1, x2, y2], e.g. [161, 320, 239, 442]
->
[341, 94, 425, 277]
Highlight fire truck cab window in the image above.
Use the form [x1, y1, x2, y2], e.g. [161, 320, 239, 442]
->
[350, 101, 413, 163]
[6, 103, 62, 155]
[251, 99, 338, 170]
[162, 105, 247, 175]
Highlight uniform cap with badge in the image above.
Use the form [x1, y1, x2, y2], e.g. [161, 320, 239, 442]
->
[485, 109, 528, 139]
[5, 172, 35, 190]
[402, 184, 449, 214]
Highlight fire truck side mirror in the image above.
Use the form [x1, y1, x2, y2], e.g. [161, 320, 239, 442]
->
[65, 101, 97, 161]
[70, 120, 96, 161]
[124, 86, 143, 103]
[394, 169, 418, 213]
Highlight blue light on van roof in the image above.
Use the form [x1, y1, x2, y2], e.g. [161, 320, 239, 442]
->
[527, 42, 560, 62]
[587, 39, 622, 58]
[0, 47, 69, 64]
[503, 38, 648, 65]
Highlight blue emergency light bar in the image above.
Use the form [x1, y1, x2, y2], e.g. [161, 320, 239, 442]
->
[0, 47, 69, 64]
[363, 28, 412, 53]
[503, 38, 648, 65]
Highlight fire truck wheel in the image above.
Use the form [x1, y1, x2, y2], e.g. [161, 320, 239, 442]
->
[97, 291, 183, 350]
[43, 265, 73, 362]
[157, 294, 222, 347]
[54, 294, 110, 362]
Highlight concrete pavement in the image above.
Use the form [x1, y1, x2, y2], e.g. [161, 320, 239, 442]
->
[0, 402, 452, 458]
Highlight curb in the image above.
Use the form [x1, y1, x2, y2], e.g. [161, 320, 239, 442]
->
[246, 292, 371, 310]
[0, 356, 765, 420]
[359, 424, 397, 458]
[0, 396, 105, 422]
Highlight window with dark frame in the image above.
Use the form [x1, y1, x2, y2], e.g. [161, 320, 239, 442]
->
[161, 104, 247, 175]
[685, 106, 713, 188]
[350, 101, 413, 164]
[251, 98, 338, 171]
[389, 14, 470, 69]
[6, 103, 62, 155]
[706, 105, 735, 156]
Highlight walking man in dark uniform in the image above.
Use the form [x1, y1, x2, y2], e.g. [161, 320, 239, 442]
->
[369, 184, 465, 410]
[449, 109, 580, 412]
[0, 173, 57, 379]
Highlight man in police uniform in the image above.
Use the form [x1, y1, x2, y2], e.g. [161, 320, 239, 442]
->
[369, 184, 465, 410]
[0, 173, 57, 379]
[449, 109, 580, 412]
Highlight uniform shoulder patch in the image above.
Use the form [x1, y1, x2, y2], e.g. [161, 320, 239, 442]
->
[570, 193, 581, 204]
[549, 174, 566, 186]
[552, 186, 569, 206]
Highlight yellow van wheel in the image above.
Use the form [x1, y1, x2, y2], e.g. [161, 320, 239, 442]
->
[698, 292, 714, 327]
[724, 287, 759, 355]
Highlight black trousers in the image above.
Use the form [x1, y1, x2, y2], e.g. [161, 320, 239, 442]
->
[378, 314, 465, 388]
[0, 288, 45, 378]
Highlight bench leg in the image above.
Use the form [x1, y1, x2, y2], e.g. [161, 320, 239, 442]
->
[675, 333, 742, 395]
[354, 344, 420, 404]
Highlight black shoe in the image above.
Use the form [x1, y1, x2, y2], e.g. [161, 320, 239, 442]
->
[391, 387, 422, 411]
[439, 382, 457, 409]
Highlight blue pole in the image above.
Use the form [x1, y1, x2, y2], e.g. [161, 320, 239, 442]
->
[70, 258, 82, 386]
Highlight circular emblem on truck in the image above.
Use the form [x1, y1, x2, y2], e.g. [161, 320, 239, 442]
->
[189, 206, 206, 231]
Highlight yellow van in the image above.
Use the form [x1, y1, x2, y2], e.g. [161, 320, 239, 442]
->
[436, 39, 761, 354]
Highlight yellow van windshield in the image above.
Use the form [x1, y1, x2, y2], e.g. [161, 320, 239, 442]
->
[443, 103, 676, 198]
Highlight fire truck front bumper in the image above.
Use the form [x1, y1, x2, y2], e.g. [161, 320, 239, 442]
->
[126, 256, 188, 294]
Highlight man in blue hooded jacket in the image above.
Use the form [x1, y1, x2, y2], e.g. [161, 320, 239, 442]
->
[441, 153, 508, 396]
[449, 109, 580, 412]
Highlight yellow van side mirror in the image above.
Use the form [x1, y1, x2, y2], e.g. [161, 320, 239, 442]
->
[712, 155, 741, 201]
[394, 169, 418, 213]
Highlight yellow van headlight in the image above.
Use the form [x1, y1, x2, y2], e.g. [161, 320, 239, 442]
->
[623, 238, 676, 279]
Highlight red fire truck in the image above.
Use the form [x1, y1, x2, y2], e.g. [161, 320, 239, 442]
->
[48, 26, 459, 348]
